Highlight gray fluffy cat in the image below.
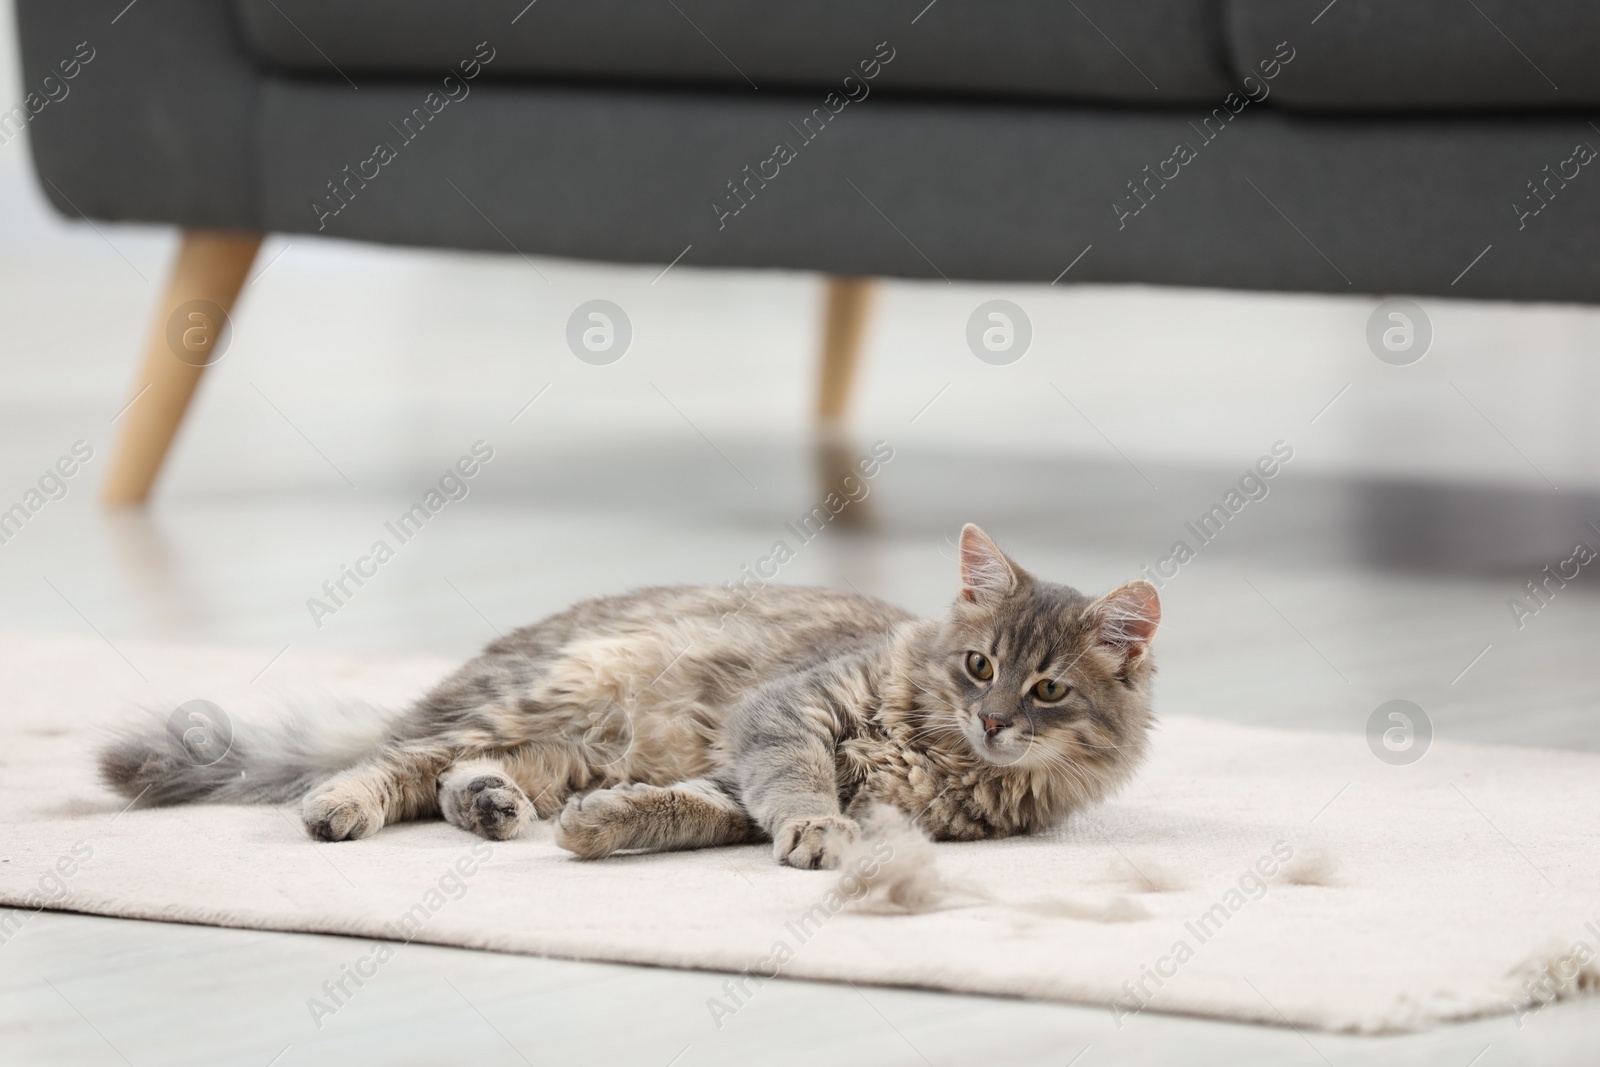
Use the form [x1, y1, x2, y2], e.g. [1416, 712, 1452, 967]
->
[101, 525, 1160, 869]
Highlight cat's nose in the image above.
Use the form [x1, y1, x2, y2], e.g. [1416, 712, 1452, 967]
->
[981, 714, 1011, 736]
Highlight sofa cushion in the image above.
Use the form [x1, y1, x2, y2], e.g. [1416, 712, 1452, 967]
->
[1227, 0, 1600, 110]
[231, 0, 1238, 105]
[255, 78, 1600, 302]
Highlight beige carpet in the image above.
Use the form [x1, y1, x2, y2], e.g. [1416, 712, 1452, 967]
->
[2, 630, 1596, 1033]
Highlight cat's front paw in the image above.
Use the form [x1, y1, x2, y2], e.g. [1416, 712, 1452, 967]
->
[302, 787, 383, 842]
[773, 815, 858, 870]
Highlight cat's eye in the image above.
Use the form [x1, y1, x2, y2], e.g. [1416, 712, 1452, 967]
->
[1033, 678, 1070, 702]
[965, 651, 994, 681]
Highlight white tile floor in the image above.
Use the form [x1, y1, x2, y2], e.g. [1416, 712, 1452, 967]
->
[4, 10, 1600, 1064]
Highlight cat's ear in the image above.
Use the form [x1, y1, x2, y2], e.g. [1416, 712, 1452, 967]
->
[1090, 580, 1161, 664]
[958, 524, 1017, 605]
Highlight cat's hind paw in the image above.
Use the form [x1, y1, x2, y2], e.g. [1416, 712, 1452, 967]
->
[438, 762, 535, 841]
[773, 815, 858, 870]
[302, 786, 384, 842]
[554, 784, 662, 859]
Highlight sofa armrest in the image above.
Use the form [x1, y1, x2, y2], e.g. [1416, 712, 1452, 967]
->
[14, 0, 261, 229]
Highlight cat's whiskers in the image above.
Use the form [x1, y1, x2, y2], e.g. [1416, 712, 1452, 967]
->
[902, 719, 971, 756]
[1029, 743, 1100, 796]
[1061, 735, 1140, 752]
[909, 679, 967, 717]
[909, 713, 965, 740]
[902, 680, 979, 749]
[908, 726, 966, 751]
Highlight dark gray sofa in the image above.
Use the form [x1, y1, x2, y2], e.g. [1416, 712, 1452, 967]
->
[14, 1, 1600, 500]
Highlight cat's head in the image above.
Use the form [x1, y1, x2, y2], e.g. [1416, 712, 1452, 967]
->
[921, 524, 1160, 781]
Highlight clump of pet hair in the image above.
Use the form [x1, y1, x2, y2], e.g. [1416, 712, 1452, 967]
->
[1277, 847, 1342, 886]
[829, 806, 1154, 924]
[1107, 855, 1186, 893]
[1012, 895, 1150, 923]
[830, 804, 977, 914]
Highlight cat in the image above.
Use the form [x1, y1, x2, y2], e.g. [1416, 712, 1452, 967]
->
[100, 525, 1160, 869]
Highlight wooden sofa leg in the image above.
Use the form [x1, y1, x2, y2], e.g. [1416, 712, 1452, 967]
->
[103, 230, 263, 505]
[816, 275, 875, 426]
[815, 276, 876, 526]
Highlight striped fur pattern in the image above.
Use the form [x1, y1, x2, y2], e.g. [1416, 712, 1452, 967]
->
[99, 526, 1160, 868]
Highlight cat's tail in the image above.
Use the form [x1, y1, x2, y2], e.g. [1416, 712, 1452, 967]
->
[97, 700, 396, 807]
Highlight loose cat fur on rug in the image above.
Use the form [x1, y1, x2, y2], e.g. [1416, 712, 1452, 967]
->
[100, 525, 1161, 870]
